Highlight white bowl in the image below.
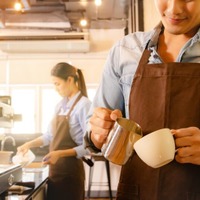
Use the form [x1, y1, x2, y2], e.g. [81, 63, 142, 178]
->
[12, 150, 35, 167]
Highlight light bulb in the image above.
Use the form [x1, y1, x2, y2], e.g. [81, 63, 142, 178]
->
[14, 2, 22, 11]
[80, 19, 87, 27]
[95, 0, 102, 6]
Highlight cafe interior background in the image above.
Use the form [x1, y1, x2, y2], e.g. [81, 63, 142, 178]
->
[0, 0, 160, 198]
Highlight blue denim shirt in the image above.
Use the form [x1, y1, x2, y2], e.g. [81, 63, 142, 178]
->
[88, 23, 200, 119]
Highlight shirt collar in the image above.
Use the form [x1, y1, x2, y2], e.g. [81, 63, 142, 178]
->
[147, 23, 200, 62]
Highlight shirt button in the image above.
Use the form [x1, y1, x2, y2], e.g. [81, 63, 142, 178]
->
[153, 54, 158, 58]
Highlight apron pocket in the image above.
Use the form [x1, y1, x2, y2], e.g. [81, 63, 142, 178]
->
[117, 182, 139, 200]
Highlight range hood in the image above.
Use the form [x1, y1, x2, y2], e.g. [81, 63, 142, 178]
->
[0, 10, 90, 53]
[0, 29, 90, 53]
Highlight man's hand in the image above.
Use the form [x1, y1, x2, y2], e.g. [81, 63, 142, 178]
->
[89, 107, 122, 149]
[172, 127, 200, 165]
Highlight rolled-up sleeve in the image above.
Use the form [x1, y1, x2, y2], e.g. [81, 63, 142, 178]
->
[41, 122, 53, 146]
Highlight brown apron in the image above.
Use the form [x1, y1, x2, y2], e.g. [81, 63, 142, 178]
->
[116, 49, 200, 200]
[47, 94, 85, 200]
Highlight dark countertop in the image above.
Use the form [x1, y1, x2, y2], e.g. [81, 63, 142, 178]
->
[0, 162, 49, 200]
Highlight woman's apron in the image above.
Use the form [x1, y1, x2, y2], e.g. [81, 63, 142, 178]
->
[116, 49, 200, 200]
[47, 94, 85, 200]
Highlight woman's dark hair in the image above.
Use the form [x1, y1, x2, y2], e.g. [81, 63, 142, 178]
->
[51, 62, 88, 97]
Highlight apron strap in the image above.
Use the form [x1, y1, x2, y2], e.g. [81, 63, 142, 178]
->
[66, 93, 82, 118]
[134, 40, 151, 74]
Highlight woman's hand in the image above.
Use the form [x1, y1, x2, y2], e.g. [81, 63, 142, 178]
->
[17, 142, 30, 155]
[172, 127, 200, 165]
[42, 151, 61, 165]
[89, 107, 122, 149]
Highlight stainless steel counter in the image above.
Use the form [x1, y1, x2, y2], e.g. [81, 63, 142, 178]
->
[0, 164, 22, 195]
[0, 162, 49, 200]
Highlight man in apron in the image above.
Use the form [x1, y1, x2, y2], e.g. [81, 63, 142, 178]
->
[85, 0, 200, 199]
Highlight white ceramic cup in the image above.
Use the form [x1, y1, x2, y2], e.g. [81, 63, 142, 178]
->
[133, 128, 175, 168]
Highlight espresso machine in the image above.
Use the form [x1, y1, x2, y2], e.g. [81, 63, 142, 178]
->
[0, 96, 21, 128]
[0, 96, 23, 195]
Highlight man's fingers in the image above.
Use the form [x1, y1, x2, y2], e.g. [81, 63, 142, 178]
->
[93, 107, 113, 120]
[110, 109, 122, 120]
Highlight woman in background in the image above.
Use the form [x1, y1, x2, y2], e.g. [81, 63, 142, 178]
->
[18, 62, 91, 200]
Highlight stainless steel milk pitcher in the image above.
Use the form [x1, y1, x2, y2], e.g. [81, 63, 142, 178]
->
[101, 117, 142, 165]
